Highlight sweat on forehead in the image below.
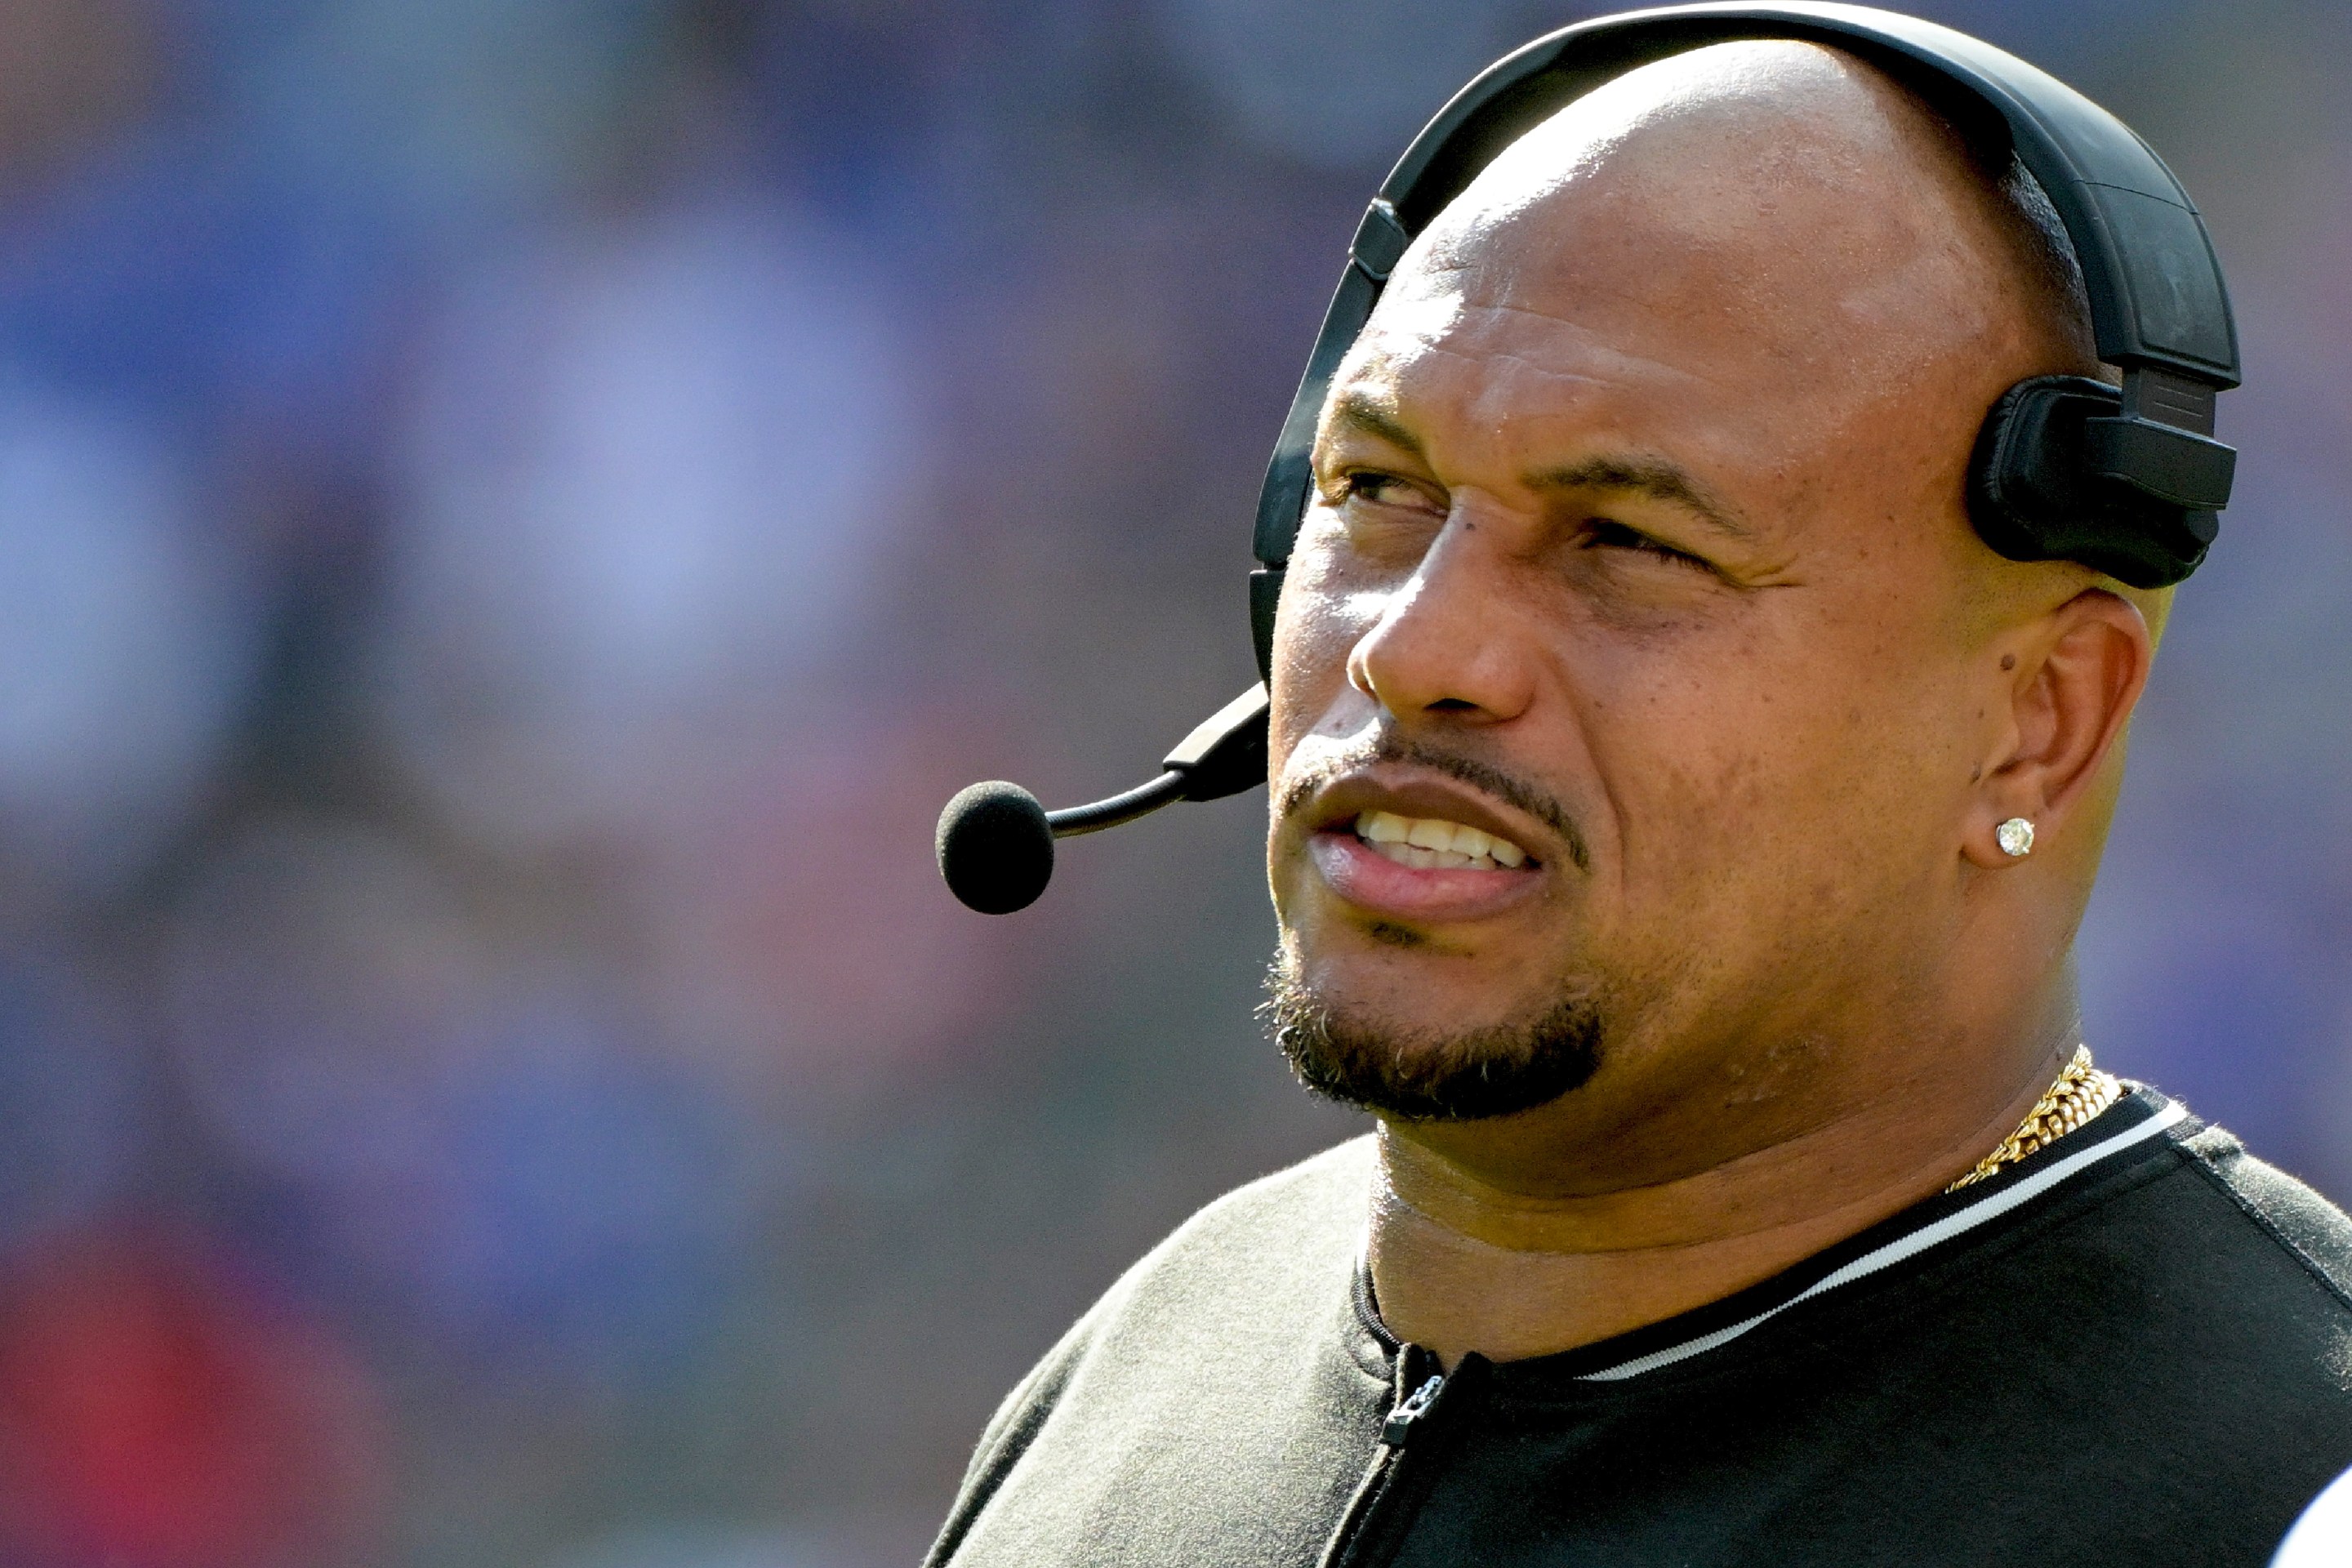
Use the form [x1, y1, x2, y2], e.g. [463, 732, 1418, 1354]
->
[1376, 39, 2083, 408]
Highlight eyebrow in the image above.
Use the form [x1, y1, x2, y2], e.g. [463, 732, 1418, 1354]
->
[1325, 392, 1753, 544]
[1324, 391, 1426, 459]
[1527, 457, 1753, 542]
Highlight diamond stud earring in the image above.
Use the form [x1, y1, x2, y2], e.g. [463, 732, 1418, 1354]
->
[1995, 817, 2035, 858]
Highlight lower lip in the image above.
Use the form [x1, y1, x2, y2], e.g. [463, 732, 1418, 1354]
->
[1307, 831, 1544, 923]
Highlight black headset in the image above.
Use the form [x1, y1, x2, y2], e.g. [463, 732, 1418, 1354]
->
[938, 0, 2239, 915]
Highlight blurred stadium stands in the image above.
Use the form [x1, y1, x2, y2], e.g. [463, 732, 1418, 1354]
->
[0, 1, 2341, 1562]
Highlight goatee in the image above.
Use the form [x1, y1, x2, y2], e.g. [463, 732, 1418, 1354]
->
[1262, 948, 1605, 1121]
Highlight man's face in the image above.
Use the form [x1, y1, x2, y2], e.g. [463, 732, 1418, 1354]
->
[1264, 52, 2072, 1148]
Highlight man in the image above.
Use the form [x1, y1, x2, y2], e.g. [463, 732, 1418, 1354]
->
[925, 33, 2352, 1568]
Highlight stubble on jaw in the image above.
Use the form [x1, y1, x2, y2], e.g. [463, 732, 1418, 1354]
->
[1261, 942, 1606, 1122]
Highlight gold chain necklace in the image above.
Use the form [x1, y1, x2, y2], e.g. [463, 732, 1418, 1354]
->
[1945, 1045, 2125, 1192]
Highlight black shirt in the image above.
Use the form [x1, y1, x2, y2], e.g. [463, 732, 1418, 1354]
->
[924, 1090, 2352, 1566]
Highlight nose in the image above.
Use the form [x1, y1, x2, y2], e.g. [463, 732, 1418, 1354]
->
[1345, 505, 1536, 728]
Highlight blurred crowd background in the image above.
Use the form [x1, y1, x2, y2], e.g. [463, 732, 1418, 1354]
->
[0, 0, 2341, 1563]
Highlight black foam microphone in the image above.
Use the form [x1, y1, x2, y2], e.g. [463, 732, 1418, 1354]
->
[936, 685, 1270, 913]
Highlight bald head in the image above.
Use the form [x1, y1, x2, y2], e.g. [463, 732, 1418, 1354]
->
[1395, 41, 2091, 480]
[1426, 43, 2173, 607]
[1389, 41, 2156, 630]
[1265, 38, 2162, 1147]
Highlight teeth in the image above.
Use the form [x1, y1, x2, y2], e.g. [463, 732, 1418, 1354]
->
[1350, 811, 1530, 872]
[1405, 818, 1452, 850]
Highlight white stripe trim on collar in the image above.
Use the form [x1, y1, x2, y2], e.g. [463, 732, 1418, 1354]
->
[1577, 1101, 2189, 1383]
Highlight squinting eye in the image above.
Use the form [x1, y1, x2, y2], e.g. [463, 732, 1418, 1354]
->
[1334, 470, 1439, 512]
[1585, 518, 1706, 569]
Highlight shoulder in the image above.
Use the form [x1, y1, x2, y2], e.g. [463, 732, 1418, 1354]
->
[2038, 1112, 2352, 1535]
[2171, 1120, 2352, 1311]
[922, 1137, 1376, 1566]
[1037, 1128, 1377, 1363]
[1059, 1134, 1376, 1378]
[1106, 1134, 1376, 1305]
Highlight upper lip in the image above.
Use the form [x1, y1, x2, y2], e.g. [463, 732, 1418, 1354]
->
[1298, 767, 1553, 866]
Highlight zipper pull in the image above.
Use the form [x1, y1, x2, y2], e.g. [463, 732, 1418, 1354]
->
[1380, 1373, 1446, 1447]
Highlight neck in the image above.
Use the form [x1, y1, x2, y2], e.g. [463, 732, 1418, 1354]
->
[1365, 1018, 2077, 1369]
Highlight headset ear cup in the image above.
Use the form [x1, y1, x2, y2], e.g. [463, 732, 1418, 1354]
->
[1965, 374, 2210, 590]
[1967, 374, 2111, 564]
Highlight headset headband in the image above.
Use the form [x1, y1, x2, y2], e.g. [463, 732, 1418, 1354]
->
[1247, 1, 2240, 678]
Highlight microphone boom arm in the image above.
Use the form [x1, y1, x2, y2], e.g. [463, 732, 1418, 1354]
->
[1046, 770, 1189, 838]
[937, 684, 1270, 912]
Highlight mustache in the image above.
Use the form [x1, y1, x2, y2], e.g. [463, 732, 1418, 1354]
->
[1276, 733, 1591, 872]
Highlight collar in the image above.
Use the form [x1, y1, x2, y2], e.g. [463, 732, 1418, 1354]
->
[1352, 1088, 2191, 1386]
